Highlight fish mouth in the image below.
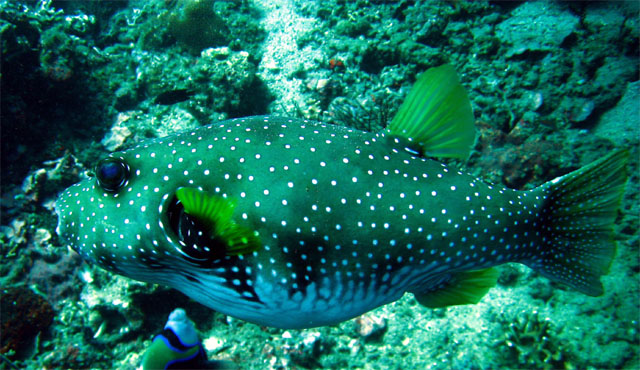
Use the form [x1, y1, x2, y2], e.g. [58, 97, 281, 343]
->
[165, 191, 226, 265]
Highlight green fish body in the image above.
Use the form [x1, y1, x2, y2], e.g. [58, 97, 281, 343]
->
[56, 66, 628, 329]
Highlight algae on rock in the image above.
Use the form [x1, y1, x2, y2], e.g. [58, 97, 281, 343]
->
[167, 0, 228, 54]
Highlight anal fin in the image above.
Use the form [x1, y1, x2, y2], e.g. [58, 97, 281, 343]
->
[413, 268, 499, 308]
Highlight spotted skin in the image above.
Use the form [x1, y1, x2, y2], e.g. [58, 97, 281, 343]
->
[56, 116, 626, 328]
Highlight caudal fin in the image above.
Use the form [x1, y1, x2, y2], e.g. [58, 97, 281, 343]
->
[528, 149, 629, 296]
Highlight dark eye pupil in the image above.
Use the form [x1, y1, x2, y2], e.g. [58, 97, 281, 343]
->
[96, 158, 130, 192]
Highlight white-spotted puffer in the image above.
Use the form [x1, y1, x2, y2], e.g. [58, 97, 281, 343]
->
[55, 65, 628, 329]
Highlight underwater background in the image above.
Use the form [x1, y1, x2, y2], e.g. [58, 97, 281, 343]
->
[0, 0, 638, 369]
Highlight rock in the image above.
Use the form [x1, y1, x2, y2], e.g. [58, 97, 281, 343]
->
[589, 340, 632, 369]
[570, 98, 595, 124]
[33, 228, 52, 246]
[154, 107, 199, 138]
[282, 330, 326, 368]
[496, 2, 578, 58]
[114, 83, 137, 111]
[593, 56, 637, 96]
[354, 313, 387, 341]
[0, 219, 27, 247]
[0, 287, 55, 355]
[101, 113, 133, 151]
[201, 47, 231, 60]
[583, 4, 626, 43]
[595, 81, 640, 145]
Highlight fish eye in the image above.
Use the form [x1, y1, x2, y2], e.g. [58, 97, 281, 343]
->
[95, 157, 130, 192]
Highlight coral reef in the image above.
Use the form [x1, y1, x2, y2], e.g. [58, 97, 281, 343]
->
[0, 1, 111, 188]
[498, 310, 572, 370]
[26, 253, 83, 310]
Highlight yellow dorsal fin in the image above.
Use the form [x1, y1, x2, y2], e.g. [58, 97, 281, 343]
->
[387, 64, 475, 159]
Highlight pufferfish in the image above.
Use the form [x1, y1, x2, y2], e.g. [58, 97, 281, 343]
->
[55, 65, 628, 329]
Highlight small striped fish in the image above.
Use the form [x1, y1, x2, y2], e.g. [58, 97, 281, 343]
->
[56, 65, 628, 328]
